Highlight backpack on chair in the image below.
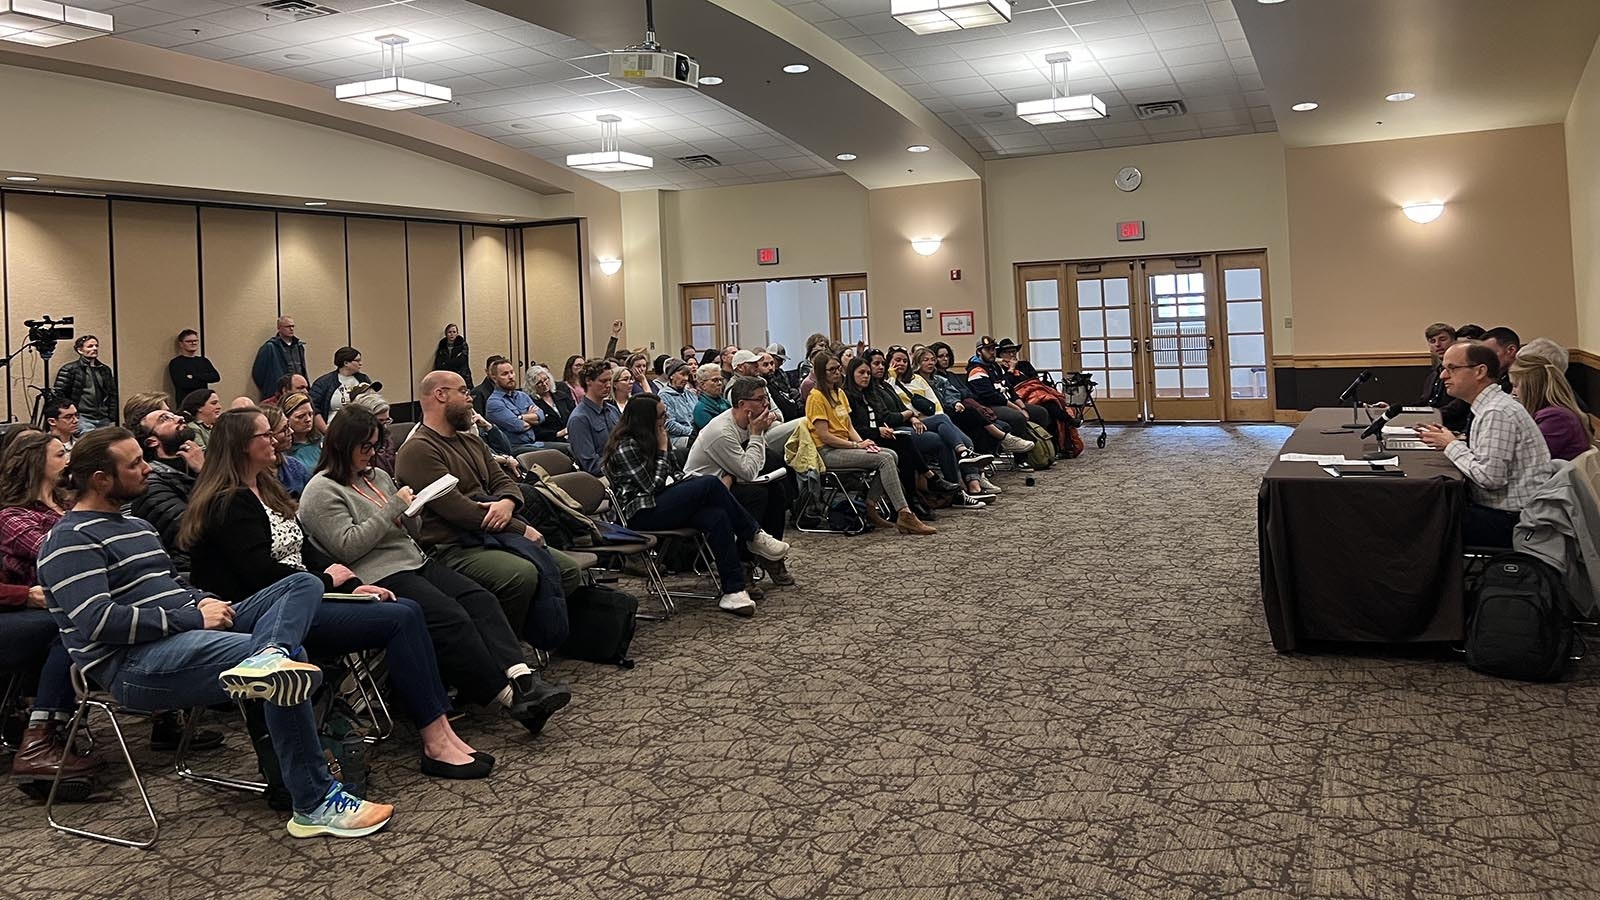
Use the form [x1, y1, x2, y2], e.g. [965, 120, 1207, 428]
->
[1465, 552, 1581, 681]
[1024, 421, 1057, 470]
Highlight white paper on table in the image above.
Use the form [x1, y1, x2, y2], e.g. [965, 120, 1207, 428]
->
[1280, 453, 1349, 464]
[1381, 425, 1423, 436]
[405, 474, 459, 517]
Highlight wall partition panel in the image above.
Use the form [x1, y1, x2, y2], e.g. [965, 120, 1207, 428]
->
[463, 225, 512, 371]
[522, 222, 582, 364]
[346, 217, 412, 403]
[277, 212, 349, 375]
[406, 221, 465, 389]
[3, 194, 112, 422]
[200, 207, 277, 403]
[112, 200, 200, 406]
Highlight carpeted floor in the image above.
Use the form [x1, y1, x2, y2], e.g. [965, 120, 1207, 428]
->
[6, 423, 1600, 899]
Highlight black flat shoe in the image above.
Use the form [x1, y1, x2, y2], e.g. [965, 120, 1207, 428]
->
[472, 751, 495, 766]
[421, 754, 493, 779]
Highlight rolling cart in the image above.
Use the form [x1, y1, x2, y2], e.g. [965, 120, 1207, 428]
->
[1059, 371, 1108, 450]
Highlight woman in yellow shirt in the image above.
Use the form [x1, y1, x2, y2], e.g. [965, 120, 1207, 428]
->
[804, 350, 934, 535]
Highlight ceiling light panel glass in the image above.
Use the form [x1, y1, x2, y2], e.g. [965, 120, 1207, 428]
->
[0, 0, 112, 46]
[892, 0, 1011, 35]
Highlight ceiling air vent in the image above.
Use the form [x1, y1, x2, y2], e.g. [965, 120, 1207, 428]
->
[255, 0, 341, 20]
[1133, 99, 1186, 120]
[676, 154, 723, 169]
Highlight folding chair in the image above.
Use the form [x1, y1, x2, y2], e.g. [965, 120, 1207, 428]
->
[794, 469, 879, 535]
[519, 449, 575, 476]
[0, 672, 22, 754]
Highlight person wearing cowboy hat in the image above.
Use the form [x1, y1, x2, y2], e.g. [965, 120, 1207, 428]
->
[966, 337, 1050, 464]
[759, 344, 801, 421]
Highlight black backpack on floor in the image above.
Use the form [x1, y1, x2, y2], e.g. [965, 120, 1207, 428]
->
[560, 585, 638, 668]
[1466, 552, 1580, 682]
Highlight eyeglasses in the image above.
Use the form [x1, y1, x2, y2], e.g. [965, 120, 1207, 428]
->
[251, 431, 275, 441]
[1440, 363, 1484, 373]
[56, 413, 80, 421]
[740, 394, 769, 404]
[358, 441, 378, 453]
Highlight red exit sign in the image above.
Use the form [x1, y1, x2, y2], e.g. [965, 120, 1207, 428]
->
[1116, 220, 1145, 241]
[756, 247, 780, 265]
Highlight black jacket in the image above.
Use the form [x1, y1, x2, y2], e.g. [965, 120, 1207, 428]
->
[187, 488, 341, 603]
[432, 338, 472, 384]
[168, 356, 221, 403]
[532, 395, 569, 442]
[965, 354, 1015, 408]
[127, 459, 195, 572]
[53, 356, 118, 422]
[252, 337, 308, 397]
[472, 376, 495, 416]
[766, 372, 801, 421]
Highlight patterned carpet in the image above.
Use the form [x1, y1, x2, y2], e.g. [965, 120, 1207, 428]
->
[6, 423, 1600, 899]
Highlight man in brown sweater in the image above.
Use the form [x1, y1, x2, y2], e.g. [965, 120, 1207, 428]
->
[396, 370, 582, 644]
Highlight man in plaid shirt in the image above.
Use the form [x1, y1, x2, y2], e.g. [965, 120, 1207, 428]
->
[1417, 341, 1554, 547]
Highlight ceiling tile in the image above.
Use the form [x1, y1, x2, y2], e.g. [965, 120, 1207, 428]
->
[1061, 0, 1136, 21]
[1070, 16, 1150, 42]
[1137, 5, 1213, 31]
[982, 69, 1050, 91]
[1126, 0, 1204, 12]
[1165, 60, 1236, 81]
[1097, 52, 1166, 74]
[1158, 42, 1227, 66]
[1084, 35, 1157, 59]
[1206, 0, 1237, 21]
[968, 54, 1038, 75]
[913, 61, 980, 81]
[1149, 23, 1219, 50]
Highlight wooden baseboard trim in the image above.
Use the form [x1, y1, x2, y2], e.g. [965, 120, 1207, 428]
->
[1270, 352, 1432, 369]
[1274, 409, 1307, 424]
[1572, 348, 1600, 369]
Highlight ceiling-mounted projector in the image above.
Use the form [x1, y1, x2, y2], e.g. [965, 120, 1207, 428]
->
[608, 0, 700, 88]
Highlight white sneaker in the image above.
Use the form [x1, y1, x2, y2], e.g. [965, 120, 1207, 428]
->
[999, 433, 1035, 454]
[718, 590, 756, 617]
[957, 450, 994, 467]
[746, 530, 790, 561]
[977, 475, 1002, 494]
[952, 492, 991, 509]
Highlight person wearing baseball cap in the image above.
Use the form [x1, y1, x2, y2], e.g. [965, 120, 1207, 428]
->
[731, 349, 762, 378]
[967, 336, 1050, 467]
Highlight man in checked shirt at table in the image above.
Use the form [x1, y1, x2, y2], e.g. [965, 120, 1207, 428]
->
[1416, 340, 1555, 547]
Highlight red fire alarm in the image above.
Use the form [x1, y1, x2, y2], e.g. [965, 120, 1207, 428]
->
[756, 247, 780, 265]
[949, 268, 962, 281]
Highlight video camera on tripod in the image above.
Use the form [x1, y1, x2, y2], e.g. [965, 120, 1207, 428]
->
[23, 316, 74, 360]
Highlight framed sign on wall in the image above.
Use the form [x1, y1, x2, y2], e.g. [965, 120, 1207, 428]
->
[939, 310, 975, 336]
[903, 309, 923, 333]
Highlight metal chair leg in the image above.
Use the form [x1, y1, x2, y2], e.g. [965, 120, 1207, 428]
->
[48, 698, 159, 850]
[340, 653, 395, 743]
[0, 674, 21, 754]
[173, 705, 266, 793]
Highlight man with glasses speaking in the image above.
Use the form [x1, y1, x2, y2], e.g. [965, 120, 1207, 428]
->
[684, 375, 796, 588]
[1416, 341, 1554, 547]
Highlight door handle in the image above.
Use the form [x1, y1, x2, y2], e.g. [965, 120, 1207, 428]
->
[1207, 335, 1216, 350]
[1144, 337, 1152, 351]
[1070, 340, 1079, 353]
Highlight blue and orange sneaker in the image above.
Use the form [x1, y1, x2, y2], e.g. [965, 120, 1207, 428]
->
[286, 782, 394, 839]
[219, 648, 322, 707]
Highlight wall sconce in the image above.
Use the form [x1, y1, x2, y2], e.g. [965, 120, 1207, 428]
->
[598, 257, 622, 276]
[910, 238, 942, 256]
[1401, 202, 1445, 224]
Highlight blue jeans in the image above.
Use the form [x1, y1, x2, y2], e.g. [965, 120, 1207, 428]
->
[110, 572, 331, 814]
[304, 598, 450, 728]
[896, 428, 954, 483]
[0, 609, 73, 713]
[76, 415, 110, 435]
[629, 475, 760, 593]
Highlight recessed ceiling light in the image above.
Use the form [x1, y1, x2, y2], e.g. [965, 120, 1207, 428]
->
[698, 75, 723, 85]
[5, 176, 39, 182]
[304, 201, 328, 206]
[1257, 0, 1288, 4]
[497, 217, 516, 222]
[510, 123, 532, 130]
[1385, 91, 1416, 102]
[907, 144, 931, 153]
[285, 52, 310, 60]
[835, 153, 857, 161]
[1290, 101, 1318, 111]
[782, 64, 809, 74]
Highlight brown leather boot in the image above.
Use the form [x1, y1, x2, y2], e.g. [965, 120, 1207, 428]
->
[864, 503, 895, 529]
[895, 509, 936, 535]
[11, 720, 102, 799]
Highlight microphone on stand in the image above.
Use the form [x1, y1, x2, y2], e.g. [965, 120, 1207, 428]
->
[1338, 370, 1377, 429]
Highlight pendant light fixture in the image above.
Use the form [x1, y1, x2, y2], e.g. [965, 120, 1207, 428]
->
[567, 114, 654, 172]
[335, 34, 452, 110]
[0, 0, 112, 47]
[892, 0, 1010, 35]
[1016, 52, 1107, 124]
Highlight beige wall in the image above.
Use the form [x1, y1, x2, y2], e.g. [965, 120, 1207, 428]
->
[984, 133, 1293, 352]
[663, 176, 871, 288]
[0, 192, 592, 419]
[1287, 124, 1577, 356]
[867, 179, 990, 345]
[1571, 36, 1600, 354]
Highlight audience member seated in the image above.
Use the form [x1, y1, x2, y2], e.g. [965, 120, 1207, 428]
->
[432, 324, 472, 385]
[679, 344, 698, 365]
[280, 391, 323, 471]
[658, 359, 697, 448]
[604, 395, 791, 617]
[793, 333, 829, 388]
[43, 399, 79, 453]
[692, 363, 729, 431]
[396, 371, 584, 646]
[965, 337, 1047, 464]
[913, 346, 1032, 462]
[40, 427, 395, 838]
[1420, 323, 1472, 432]
[684, 376, 796, 589]
[610, 365, 636, 409]
[1416, 342, 1555, 547]
[760, 347, 800, 421]
[484, 359, 565, 455]
[845, 358, 959, 517]
[53, 335, 118, 431]
[870, 349, 991, 502]
[252, 316, 309, 399]
[731, 349, 761, 379]
[175, 409, 499, 780]
[887, 347, 1003, 495]
[471, 355, 505, 417]
[129, 408, 206, 573]
[524, 365, 573, 445]
[262, 372, 309, 409]
[1481, 326, 1521, 395]
[803, 350, 934, 535]
[262, 406, 311, 497]
[168, 329, 220, 403]
[566, 360, 621, 477]
[122, 390, 172, 431]
[0, 431, 103, 797]
[560, 354, 587, 408]
[1509, 352, 1595, 462]
[309, 346, 375, 434]
[627, 353, 655, 395]
[346, 392, 396, 475]
[179, 388, 222, 450]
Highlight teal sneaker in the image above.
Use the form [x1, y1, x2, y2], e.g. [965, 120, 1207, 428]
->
[218, 648, 322, 706]
[286, 782, 394, 839]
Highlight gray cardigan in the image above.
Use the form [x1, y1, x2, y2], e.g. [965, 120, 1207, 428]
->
[297, 468, 426, 585]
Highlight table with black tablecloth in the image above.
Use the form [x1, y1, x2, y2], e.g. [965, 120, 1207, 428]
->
[1258, 407, 1468, 652]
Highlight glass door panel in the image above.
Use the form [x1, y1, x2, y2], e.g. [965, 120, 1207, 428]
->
[1066, 262, 1141, 421]
[830, 275, 868, 346]
[681, 283, 721, 356]
[1143, 258, 1221, 420]
[1017, 265, 1065, 382]
[1219, 251, 1273, 421]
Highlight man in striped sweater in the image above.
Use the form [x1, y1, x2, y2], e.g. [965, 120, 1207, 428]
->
[37, 427, 393, 839]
